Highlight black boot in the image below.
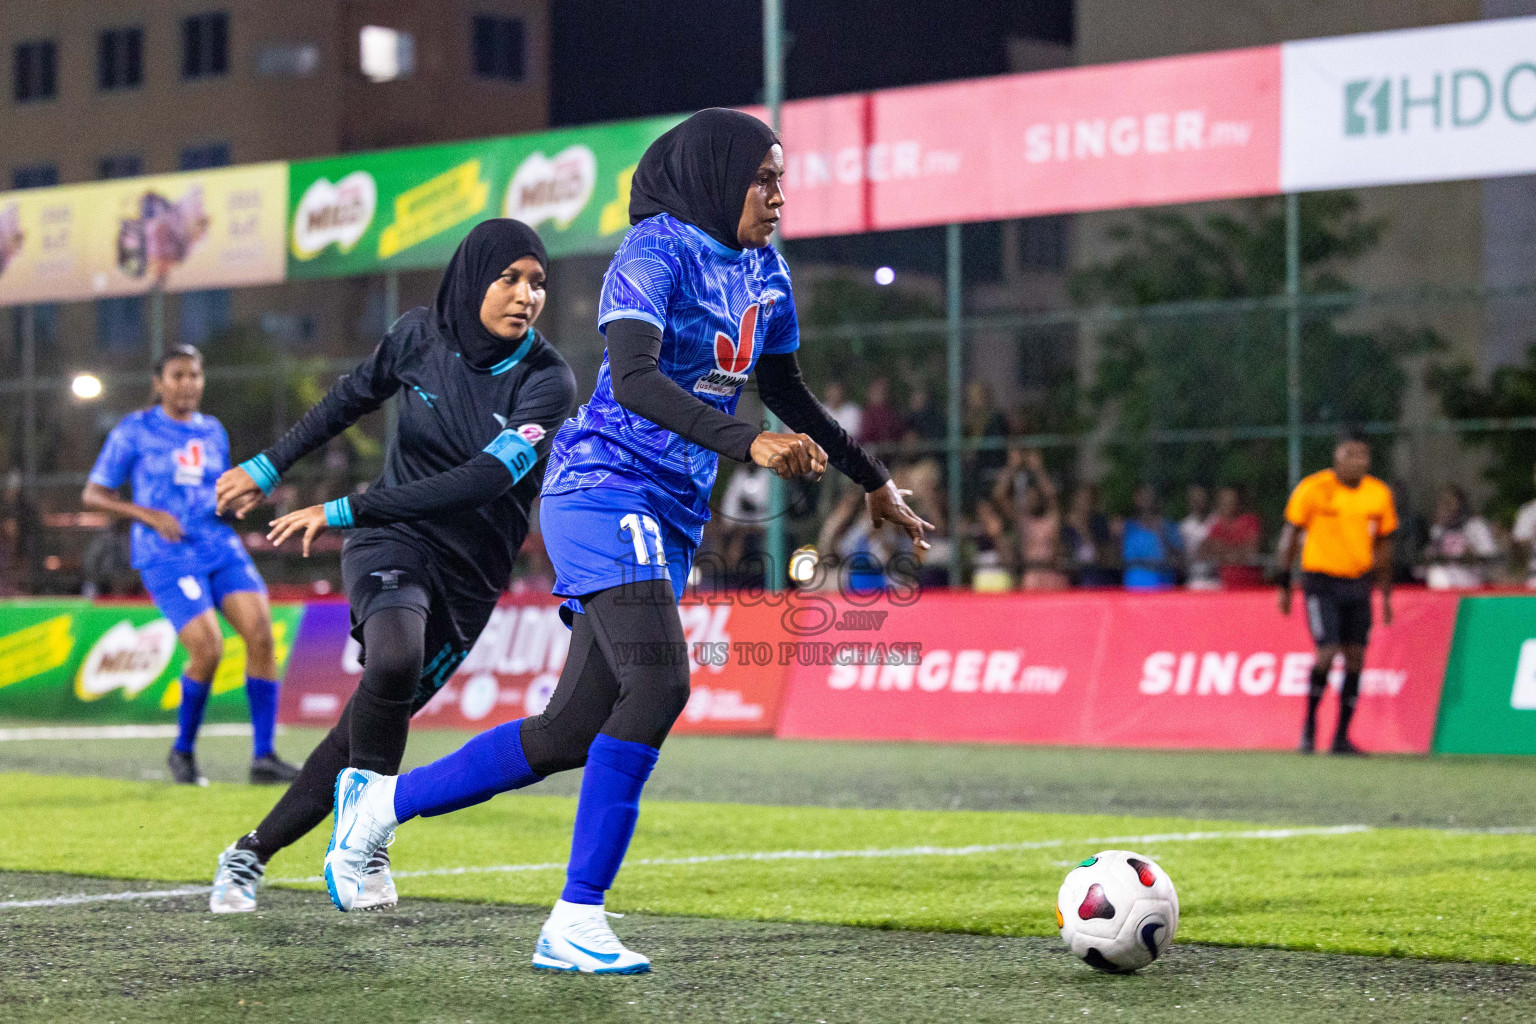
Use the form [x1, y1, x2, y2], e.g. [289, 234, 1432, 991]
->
[250, 753, 301, 785]
[168, 747, 208, 786]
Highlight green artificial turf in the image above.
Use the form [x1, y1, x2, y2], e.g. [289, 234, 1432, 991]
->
[3, 771, 1534, 964]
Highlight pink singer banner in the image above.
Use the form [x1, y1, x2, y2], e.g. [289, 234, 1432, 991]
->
[750, 45, 1282, 237]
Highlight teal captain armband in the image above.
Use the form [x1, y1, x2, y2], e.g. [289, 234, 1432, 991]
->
[323, 497, 356, 529]
[483, 429, 539, 482]
[239, 454, 280, 495]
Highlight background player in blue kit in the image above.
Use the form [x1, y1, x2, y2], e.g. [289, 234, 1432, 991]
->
[323, 109, 931, 973]
[83, 345, 297, 788]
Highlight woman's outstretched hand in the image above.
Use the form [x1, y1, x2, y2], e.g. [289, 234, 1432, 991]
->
[216, 467, 264, 519]
[867, 481, 934, 551]
[750, 432, 828, 481]
[267, 505, 329, 558]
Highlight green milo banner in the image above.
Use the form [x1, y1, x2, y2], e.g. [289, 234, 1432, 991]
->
[286, 115, 683, 279]
[0, 600, 303, 723]
[1433, 596, 1536, 755]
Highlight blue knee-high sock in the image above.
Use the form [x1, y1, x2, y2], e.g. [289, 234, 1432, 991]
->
[174, 675, 211, 754]
[561, 734, 660, 906]
[245, 676, 279, 759]
[393, 719, 539, 822]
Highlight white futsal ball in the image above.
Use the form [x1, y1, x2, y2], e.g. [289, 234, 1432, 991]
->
[1056, 850, 1179, 973]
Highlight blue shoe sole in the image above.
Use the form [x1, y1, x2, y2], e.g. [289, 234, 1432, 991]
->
[531, 962, 650, 975]
[325, 770, 346, 912]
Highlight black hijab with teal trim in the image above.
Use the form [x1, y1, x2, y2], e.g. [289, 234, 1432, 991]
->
[434, 218, 547, 370]
[629, 108, 779, 251]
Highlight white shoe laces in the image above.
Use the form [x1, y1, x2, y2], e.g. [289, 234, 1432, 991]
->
[219, 849, 263, 891]
[363, 845, 392, 877]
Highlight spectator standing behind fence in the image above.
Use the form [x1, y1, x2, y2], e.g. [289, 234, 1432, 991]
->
[1122, 484, 1182, 590]
[969, 497, 1017, 592]
[858, 376, 903, 447]
[1277, 430, 1397, 756]
[1423, 484, 1499, 589]
[1205, 486, 1264, 589]
[1510, 463, 1536, 588]
[1180, 484, 1218, 590]
[822, 380, 862, 442]
[1008, 450, 1067, 590]
[1062, 483, 1120, 587]
[963, 382, 1009, 500]
[903, 385, 946, 448]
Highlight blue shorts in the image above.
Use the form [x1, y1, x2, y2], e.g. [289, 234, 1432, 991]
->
[541, 484, 696, 615]
[139, 538, 266, 633]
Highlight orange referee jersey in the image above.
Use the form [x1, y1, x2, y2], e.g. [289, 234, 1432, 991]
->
[1284, 470, 1398, 579]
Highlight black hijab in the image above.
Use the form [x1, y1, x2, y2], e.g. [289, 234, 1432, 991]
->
[629, 108, 779, 251]
[434, 218, 548, 370]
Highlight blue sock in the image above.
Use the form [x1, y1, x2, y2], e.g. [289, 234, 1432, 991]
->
[561, 734, 660, 906]
[245, 676, 279, 759]
[393, 719, 539, 822]
[174, 676, 211, 754]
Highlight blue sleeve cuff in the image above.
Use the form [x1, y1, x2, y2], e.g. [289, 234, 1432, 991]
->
[323, 497, 355, 529]
[483, 429, 539, 483]
[240, 454, 280, 495]
[598, 308, 665, 332]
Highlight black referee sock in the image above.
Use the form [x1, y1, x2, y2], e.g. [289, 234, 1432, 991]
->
[1333, 670, 1362, 748]
[1304, 666, 1329, 733]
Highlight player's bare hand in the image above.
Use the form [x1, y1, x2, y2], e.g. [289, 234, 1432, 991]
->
[1381, 591, 1394, 626]
[867, 481, 934, 551]
[142, 509, 184, 543]
[750, 432, 827, 481]
[1278, 586, 1293, 617]
[267, 505, 328, 558]
[216, 467, 264, 519]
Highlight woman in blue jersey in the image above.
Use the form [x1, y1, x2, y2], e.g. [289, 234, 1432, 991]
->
[83, 344, 297, 787]
[322, 109, 931, 973]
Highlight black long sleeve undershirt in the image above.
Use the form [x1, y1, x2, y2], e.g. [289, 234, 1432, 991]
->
[754, 352, 890, 492]
[347, 453, 512, 528]
[606, 317, 761, 462]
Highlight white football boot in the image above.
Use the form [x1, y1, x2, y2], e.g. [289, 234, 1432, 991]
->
[352, 847, 398, 911]
[209, 844, 264, 914]
[324, 768, 398, 912]
[532, 899, 651, 974]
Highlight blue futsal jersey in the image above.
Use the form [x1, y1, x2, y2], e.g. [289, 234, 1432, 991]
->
[88, 407, 239, 570]
[542, 212, 799, 544]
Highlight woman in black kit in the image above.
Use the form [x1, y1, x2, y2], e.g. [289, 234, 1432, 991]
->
[205, 219, 576, 913]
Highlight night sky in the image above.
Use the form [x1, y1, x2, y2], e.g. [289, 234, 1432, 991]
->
[550, 1, 1073, 126]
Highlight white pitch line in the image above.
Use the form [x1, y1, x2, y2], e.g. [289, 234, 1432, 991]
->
[271, 824, 1372, 884]
[0, 824, 1371, 910]
[0, 724, 259, 742]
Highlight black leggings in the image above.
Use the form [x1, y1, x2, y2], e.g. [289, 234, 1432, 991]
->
[521, 578, 692, 774]
[238, 605, 426, 862]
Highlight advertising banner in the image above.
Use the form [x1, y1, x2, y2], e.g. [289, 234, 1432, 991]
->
[0, 163, 287, 307]
[286, 116, 682, 279]
[1433, 596, 1536, 755]
[777, 590, 1457, 752]
[1282, 17, 1536, 191]
[279, 592, 789, 735]
[772, 46, 1281, 237]
[0, 599, 302, 722]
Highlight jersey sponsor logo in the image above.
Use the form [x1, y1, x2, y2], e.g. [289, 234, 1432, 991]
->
[515, 422, 546, 444]
[174, 441, 206, 486]
[695, 301, 766, 397]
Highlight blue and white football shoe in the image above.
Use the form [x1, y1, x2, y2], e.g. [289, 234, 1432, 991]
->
[532, 899, 651, 974]
[324, 768, 398, 912]
[209, 843, 263, 913]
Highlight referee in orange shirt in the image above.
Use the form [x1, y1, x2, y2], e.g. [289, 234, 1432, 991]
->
[1276, 430, 1398, 755]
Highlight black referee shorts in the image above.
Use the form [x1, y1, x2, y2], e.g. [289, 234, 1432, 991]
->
[1300, 571, 1373, 647]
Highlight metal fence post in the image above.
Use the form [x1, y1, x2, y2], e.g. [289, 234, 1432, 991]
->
[946, 223, 963, 583]
[763, 0, 787, 591]
[1285, 192, 1302, 489]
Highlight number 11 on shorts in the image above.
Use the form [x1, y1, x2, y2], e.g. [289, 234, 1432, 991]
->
[620, 513, 667, 566]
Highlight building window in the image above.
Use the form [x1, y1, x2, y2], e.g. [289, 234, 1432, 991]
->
[179, 143, 230, 170]
[182, 12, 230, 80]
[14, 40, 58, 103]
[11, 164, 58, 190]
[97, 297, 146, 352]
[256, 42, 319, 78]
[1019, 215, 1068, 272]
[360, 26, 415, 83]
[98, 154, 143, 180]
[472, 16, 524, 81]
[180, 290, 231, 345]
[98, 27, 144, 91]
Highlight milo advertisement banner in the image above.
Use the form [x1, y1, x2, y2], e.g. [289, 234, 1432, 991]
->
[286, 116, 682, 278]
[0, 600, 302, 722]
